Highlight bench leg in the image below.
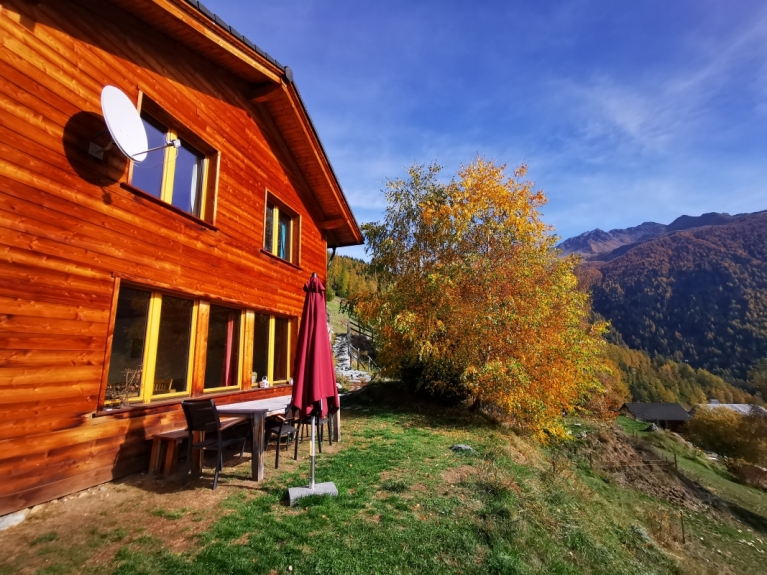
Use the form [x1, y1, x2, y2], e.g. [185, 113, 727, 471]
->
[163, 439, 183, 476]
[149, 438, 165, 475]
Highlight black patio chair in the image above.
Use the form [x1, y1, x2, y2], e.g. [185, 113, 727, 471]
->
[181, 399, 249, 490]
[297, 413, 333, 454]
[265, 408, 298, 469]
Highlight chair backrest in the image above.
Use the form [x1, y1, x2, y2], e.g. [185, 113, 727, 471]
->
[181, 399, 221, 434]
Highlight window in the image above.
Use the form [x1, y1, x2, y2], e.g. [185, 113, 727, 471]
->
[250, 313, 292, 384]
[204, 305, 243, 391]
[104, 284, 291, 408]
[106, 287, 196, 404]
[128, 97, 218, 222]
[263, 198, 299, 263]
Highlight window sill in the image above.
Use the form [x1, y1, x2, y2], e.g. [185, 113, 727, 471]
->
[120, 182, 218, 231]
[92, 384, 292, 418]
[260, 248, 301, 270]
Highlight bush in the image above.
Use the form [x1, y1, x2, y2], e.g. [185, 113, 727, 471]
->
[687, 407, 767, 465]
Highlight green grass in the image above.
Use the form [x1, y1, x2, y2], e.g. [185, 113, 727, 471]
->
[326, 298, 349, 337]
[104, 403, 713, 574]
[5, 400, 767, 574]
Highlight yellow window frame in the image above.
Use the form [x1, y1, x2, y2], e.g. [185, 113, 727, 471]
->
[129, 292, 198, 404]
[203, 310, 246, 394]
[266, 203, 294, 263]
[266, 316, 291, 384]
[133, 122, 210, 220]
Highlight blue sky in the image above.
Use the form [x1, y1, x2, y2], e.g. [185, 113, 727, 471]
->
[205, 0, 767, 260]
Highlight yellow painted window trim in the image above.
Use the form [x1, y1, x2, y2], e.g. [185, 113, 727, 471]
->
[124, 292, 197, 404]
[131, 116, 209, 220]
[151, 300, 198, 400]
[267, 315, 275, 383]
[265, 201, 296, 263]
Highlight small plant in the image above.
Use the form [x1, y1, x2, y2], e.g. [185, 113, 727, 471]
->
[30, 532, 58, 546]
[150, 507, 186, 520]
[381, 478, 408, 493]
[105, 366, 142, 408]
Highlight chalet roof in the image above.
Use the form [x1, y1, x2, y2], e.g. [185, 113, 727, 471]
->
[690, 403, 767, 417]
[622, 403, 691, 422]
[105, 0, 362, 248]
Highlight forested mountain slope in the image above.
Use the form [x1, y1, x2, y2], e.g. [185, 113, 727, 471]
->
[582, 211, 767, 384]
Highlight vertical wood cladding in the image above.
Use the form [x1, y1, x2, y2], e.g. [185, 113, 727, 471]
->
[0, 0, 333, 514]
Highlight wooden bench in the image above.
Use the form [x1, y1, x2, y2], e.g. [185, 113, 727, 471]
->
[148, 417, 247, 477]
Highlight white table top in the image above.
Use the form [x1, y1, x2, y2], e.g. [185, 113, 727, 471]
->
[217, 395, 292, 416]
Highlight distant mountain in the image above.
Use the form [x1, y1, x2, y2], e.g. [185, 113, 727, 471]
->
[558, 211, 759, 259]
[580, 210, 767, 384]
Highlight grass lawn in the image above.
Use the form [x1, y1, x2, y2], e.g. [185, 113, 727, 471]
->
[3, 399, 767, 574]
[326, 298, 348, 337]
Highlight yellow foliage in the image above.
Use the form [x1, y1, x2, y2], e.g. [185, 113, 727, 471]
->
[356, 158, 608, 437]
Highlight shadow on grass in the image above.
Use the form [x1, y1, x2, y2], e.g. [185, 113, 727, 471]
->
[342, 379, 507, 435]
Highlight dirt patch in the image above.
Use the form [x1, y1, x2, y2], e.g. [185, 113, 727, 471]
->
[0, 454, 276, 574]
[441, 465, 475, 484]
[585, 428, 708, 511]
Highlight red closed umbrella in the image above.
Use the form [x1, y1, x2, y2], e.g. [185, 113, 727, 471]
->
[288, 273, 339, 505]
[290, 273, 339, 418]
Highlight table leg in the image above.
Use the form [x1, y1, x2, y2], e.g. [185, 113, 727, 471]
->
[333, 409, 341, 442]
[251, 412, 265, 481]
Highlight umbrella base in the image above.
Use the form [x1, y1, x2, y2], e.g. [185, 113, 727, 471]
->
[288, 482, 338, 507]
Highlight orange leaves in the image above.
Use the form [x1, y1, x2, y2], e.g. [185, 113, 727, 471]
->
[359, 159, 607, 435]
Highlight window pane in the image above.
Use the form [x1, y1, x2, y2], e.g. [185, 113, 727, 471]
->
[172, 140, 204, 216]
[251, 313, 270, 384]
[106, 287, 150, 403]
[264, 203, 274, 253]
[205, 305, 241, 389]
[152, 295, 194, 396]
[130, 113, 166, 198]
[277, 212, 291, 260]
[273, 317, 289, 381]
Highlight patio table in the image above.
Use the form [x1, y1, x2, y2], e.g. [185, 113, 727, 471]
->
[217, 395, 292, 481]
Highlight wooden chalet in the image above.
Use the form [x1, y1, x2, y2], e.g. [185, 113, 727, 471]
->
[619, 403, 690, 432]
[0, 0, 362, 516]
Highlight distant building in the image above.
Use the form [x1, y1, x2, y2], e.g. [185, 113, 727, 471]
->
[619, 403, 691, 432]
[688, 400, 767, 418]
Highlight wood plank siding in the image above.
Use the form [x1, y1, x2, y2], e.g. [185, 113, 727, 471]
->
[0, 0, 360, 515]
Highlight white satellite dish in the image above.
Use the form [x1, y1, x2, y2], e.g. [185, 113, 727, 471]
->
[100, 86, 149, 163]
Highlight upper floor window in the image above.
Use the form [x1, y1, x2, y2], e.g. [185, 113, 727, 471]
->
[264, 196, 299, 264]
[129, 97, 218, 222]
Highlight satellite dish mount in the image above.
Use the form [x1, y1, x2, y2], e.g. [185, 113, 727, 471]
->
[90, 86, 179, 162]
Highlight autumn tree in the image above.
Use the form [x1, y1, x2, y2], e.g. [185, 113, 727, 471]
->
[354, 159, 606, 436]
[748, 358, 767, 399]
[687, 407, 767, 465]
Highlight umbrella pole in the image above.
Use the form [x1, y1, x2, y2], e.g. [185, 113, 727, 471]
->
[310, 415, 316, 490]
[287, 411, 338, 506]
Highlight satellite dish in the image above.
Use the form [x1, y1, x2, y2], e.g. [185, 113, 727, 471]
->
[100, 86, 148, 163]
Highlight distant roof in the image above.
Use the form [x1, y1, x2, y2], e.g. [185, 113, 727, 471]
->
[692, 404, 767, 417]
[622, 403, 691, 422]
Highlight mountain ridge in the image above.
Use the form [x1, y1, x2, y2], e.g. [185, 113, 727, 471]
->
[559, 210, 766, 259]
[578, 209, 767, 384]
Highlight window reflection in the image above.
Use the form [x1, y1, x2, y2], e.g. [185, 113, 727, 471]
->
[205, 305, 241, 389]
[277, 212, 291, 260]
[252, 313, 270, 384]
[106, 287, 150, 402]
[273, 317, 289, 381]
[264, 203, 275, 252]
[152, 295, 194, 395]
[171, 140, 204, 215]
